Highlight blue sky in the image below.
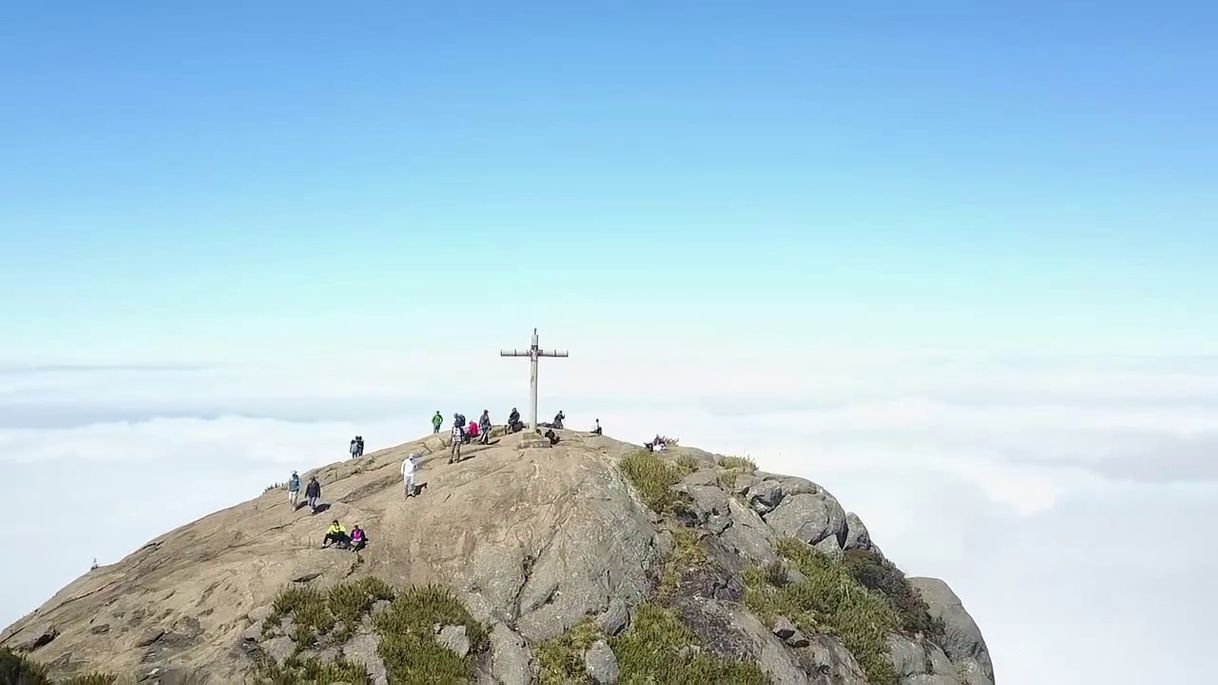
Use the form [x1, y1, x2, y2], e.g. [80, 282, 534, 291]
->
[2, 2, 1216, 362]
[2, 6, 1218, 682]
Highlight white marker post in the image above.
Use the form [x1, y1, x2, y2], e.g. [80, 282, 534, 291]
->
[500, 328, 568, 431]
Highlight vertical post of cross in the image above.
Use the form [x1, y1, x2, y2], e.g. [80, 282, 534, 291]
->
[500, 328, 569, 432]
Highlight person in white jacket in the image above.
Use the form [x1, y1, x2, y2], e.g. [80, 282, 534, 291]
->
[401, 453, 420, 497]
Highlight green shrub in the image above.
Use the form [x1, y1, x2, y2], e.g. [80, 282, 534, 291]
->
[61, 675, 119, 685]
[716, 455, 758, 472]
[254, 655, 370, 684]
[610, 603, 769, 684]
[743, 538, 900, 685]
[0, 647, 51, 684]
[373, 585, 488, 683]
[675, 454, 701, 475]
[657, 528, 707, 600]
[842, 548, 945, 638]
[535, 620, 604, 684]
[620, 450, 691, 514]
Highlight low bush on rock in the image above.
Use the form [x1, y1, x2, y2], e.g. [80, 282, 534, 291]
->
[1, 648, 50, 683]
[743, 538, 900, 685]
[842, 548, 945, 638]
[373, 584, 488, 683]
[0, 649, 118, 685]
[256, 655, 370, 684]
[716, 455, 758, 472]
[657, 528, 707, 600]
[611, 603, 770, 684]
[257, 580, 487, 684]
[620, 450, 692, 514]
[535, 605, 769, 684]
[535, 620, 604, 684]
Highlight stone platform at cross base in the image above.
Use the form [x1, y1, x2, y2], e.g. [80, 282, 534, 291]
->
[515, 432, 553, 449]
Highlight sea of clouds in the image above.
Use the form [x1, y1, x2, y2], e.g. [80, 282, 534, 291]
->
[1, 350, 1214, 683]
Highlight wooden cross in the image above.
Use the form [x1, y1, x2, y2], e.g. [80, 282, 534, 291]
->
[500, 328, 568, 431]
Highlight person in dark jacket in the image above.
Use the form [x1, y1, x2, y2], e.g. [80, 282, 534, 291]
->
[507, 407, 522, 433]
[305, 477, 322, 513]
[478, 410, 492, 444]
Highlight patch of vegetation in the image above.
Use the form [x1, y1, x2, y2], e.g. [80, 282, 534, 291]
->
[620, 450, 692, 514]
[263, 482, 284, 494]
[843, 548, 945, 638]
[373, 584, 488, 683]
[264, 577, 400, 646]
[254, 655, 370, 685]
[675, 454, 701, 475]
[535, 620, 604, 684]
[657, 528, 707, 600]
[743, 538, 900, 685]
[60, 676, 119, 685]
[0, 647, 50, 684]
[716, 455, 758, 472]
[610, 603, 769, 684]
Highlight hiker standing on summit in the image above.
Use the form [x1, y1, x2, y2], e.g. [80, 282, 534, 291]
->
[401, 452, 419, 497]
[478, 410, 492, 444]
[287, 470, 301, 508]
[450, 422, 464, 463]
[305, 476, 322, 513]
[432, 411, 443, 434]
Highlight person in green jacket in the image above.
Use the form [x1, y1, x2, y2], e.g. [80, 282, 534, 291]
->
[432, 411, 444, 434]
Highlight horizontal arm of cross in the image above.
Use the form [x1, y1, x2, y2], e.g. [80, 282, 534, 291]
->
[539, 350, 569, 358]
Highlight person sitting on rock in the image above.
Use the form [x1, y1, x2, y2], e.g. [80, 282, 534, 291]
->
[322, 520, 349, 549]
[552, 411, 565, 430]
[349, 525, 368, 552]
[478, 410, 492, 444]
[544, 429, 560, 446]
[466, 420, 480, 443]
[508, 407, 523, 433]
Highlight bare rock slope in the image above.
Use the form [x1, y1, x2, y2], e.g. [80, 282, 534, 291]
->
[1, 431, 993, 684]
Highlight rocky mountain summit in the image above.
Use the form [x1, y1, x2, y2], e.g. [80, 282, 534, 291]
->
[1, 431, 993, 684]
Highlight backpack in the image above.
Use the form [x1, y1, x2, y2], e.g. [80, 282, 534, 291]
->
[455, 414, 466, 428]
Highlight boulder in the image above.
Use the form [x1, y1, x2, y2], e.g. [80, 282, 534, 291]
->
[956, 658, 995, 685]
[584, 639, 620, 684]
[716, 499, 777, 565]
[814, 535, 843, 561]
[763, 493, 846, 545]
[681, 470, 720, 487]
[489, 622, 532, 685]
[798, 635, 868, 685]
[887, 635, 930, 678]
[261, 635, 295, 665]
[595, 598, 630, 636]
[731, 472, 760, 496]
[772, 616, 797, 639]
[18, 625, 58, 651]
[437, 625, 470, 658]
[342, 630, 388, 685]
[134, 628, 165, 647]
[908, 578, 994, 682]
[746, 480, 787, 512]
[783, 628, 810, 648]
[843, 512, 871, 551]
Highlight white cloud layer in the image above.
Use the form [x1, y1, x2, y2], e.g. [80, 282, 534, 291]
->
[1, 352, 1214, 683]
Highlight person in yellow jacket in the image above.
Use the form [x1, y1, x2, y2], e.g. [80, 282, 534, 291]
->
[322, 520, 349, 548]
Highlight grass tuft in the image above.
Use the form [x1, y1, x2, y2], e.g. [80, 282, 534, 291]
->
[535, 620, 604, 684]
[0, 648, 50, 684]
[610, 603, 769, 684]
[716, 455, 758, 472]
[657, 528, 707, 600]
[373, 584, 488, 683]
[743, 538, 901, 685]
[620, 450, 692, 514]
[842, 548, 945, 638]
[254, 655, 370, 684]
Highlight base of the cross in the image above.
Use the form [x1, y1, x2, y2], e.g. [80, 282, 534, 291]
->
[516, 432, 552, 449]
